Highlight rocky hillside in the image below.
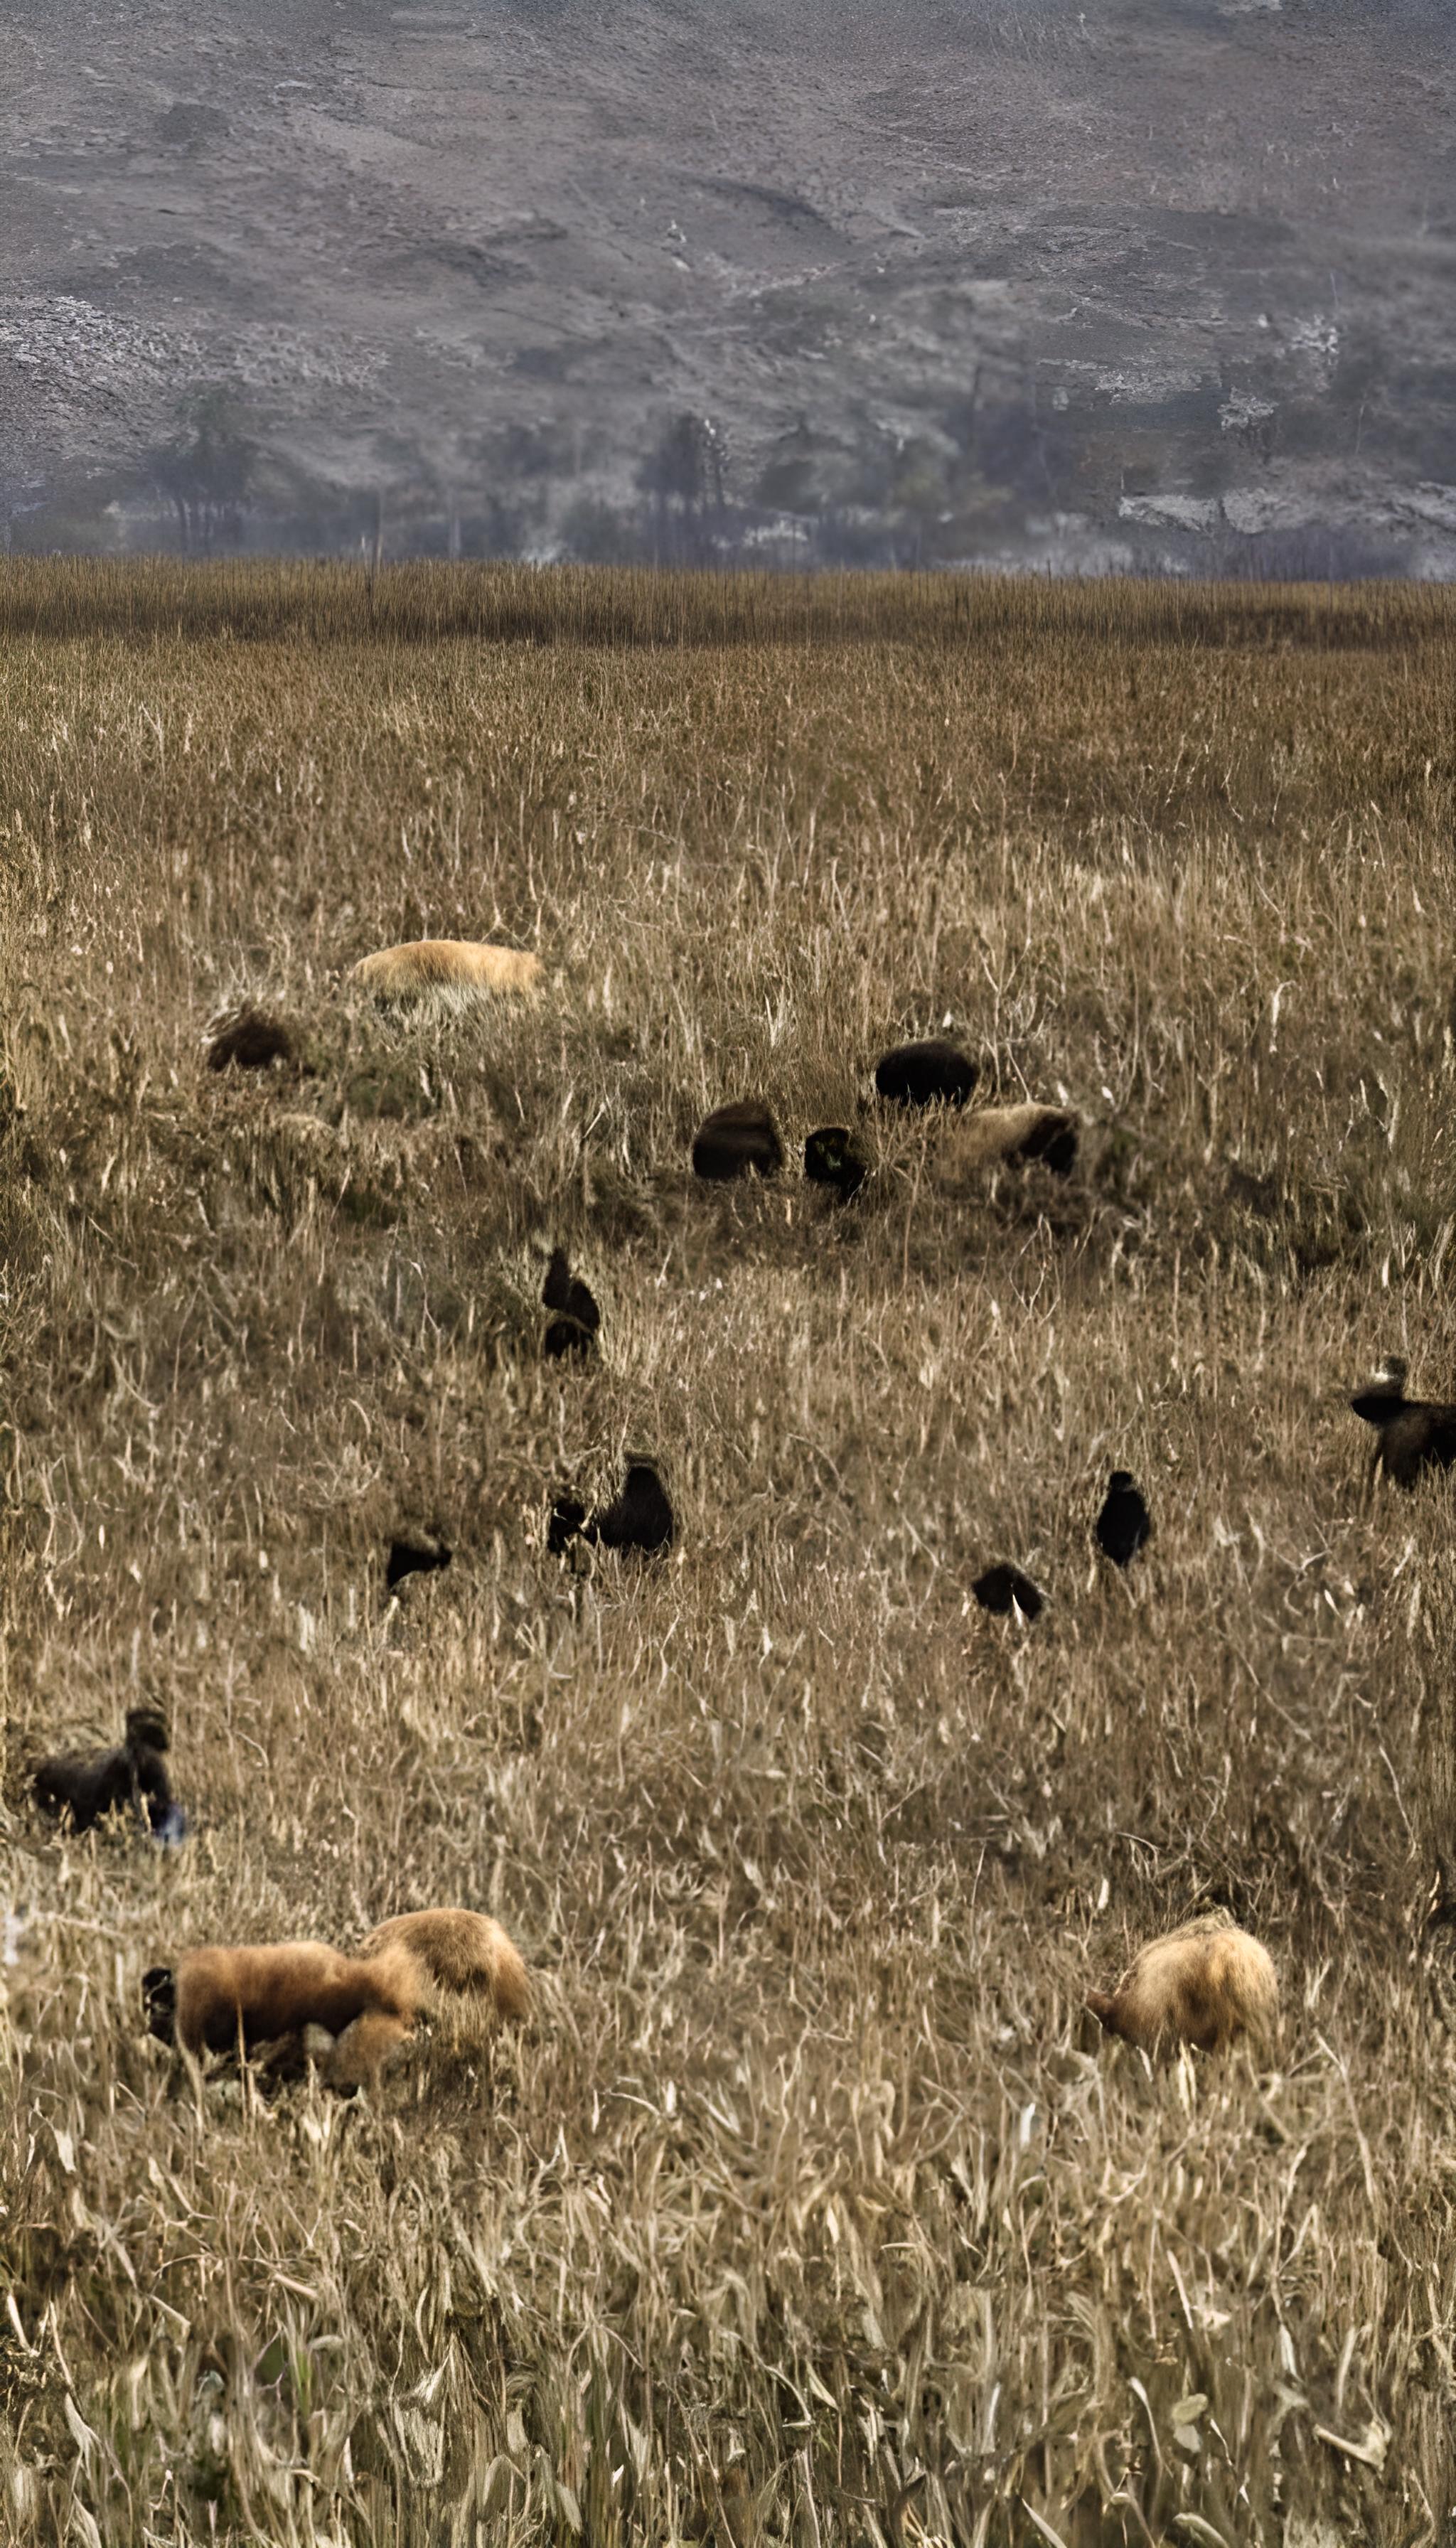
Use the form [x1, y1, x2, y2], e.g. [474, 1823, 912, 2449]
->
[3, 0, 1453, 567]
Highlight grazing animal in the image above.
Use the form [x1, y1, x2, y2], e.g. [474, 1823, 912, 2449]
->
[357, 1906, 531, 2029]
[144, 1908, 530, 2095]
[874, 1039, 979, 1109]
[1095, 1471, 1152, 1568]
[549, 1459, 675, 1558]
[33, 1707, 177, 1840]
[348, 940, 542, 1002]
[692, 1099, 783, 1182]
[804, 1125, 867, 1200]
[588, 1458, 675, 1554]
[948, 1104, 1079, 1177]
[1086, 1914, 1278, 2057]
[206, 1007, 298, 1074]
[385, 1534, 451, 1593]
[1349, 1356, 1456, 1488]
[971, 1563, 1045, 1621]
[143, 1939, 422, 2093]
[542, 1248, 600, 1359]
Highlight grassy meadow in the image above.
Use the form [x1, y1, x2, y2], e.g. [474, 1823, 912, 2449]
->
[2, 564, 1456, 2546]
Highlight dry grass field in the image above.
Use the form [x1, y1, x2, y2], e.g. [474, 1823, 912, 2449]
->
[3, 564, 1456, 2547]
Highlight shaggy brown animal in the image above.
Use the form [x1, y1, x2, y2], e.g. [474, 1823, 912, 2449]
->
[143, 1941, 422, 2092]
[348, 939, 542, 1000]
[358, 1907, 532, 2029]
[1349, 1356, 1456, 1487]
[692, 1099, 783, 1182]
[945, 1103, 1079, 1176]
[143, 1907, 530, 2096]
[1086, 1914, 1278, 2057]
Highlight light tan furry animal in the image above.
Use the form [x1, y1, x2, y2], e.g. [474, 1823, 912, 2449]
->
[946, 1103, 1079, 1176]
[358, 1905, 532, 2032]
[1085, 1914, 1278, 2057]
[144, 1908, 529, 2095]
[348, 940, 542, 1001]
[144, 1942, 422, 2093]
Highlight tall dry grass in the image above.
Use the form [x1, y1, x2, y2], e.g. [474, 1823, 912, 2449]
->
[1, 564, 1455, 2546]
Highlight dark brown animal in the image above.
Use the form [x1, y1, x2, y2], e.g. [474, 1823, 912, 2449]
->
[34, 1707, 177, 1839]
[692, 1100, 783, 1182]
[874, 1039, 978, 1108]
[385, 1534, 451, 1593]
[548, 1459, 675, 1558]
[542, 1248, 601, 1358]
[206, 1007, 298, 1073]
[803, 1125, 867, 1199]
[971, 1563, 1045, 1621]
[1349, 1356, 1456, 1487]
[1095, 1472, 1151, 1568]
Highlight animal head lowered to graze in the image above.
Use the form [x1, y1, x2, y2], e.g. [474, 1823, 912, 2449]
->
[1086, 1914, 1279, 2059]
[385, 1533, 451, 1595]
[970, 1563, 1045, 1621]
[348, 939, 542, 1003]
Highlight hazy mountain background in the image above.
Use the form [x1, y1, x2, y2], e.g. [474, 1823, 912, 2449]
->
[3, 0, 1453, 571]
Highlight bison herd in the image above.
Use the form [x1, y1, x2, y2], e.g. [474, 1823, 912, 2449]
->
[21, 936, 1454, 2085]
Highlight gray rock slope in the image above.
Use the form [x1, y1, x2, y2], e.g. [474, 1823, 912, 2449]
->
[3, 0, 1452, 564]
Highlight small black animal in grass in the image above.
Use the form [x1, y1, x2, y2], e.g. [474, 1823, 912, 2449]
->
[547, 1493, 589, 1556]
[692, 1099, 783, 1182]
[1095, 1472, 1152, 1568]
[542, 1248, 601, 1359]
[971, 1563, 1046, 1622]
[804, 1125, 868, 1201]
[385, 1534, 452, 1593]
[33, 1706, 184, 1843]
[548, 1460, 675, 1558]
[1349, 1356, 1456, 1489]
[874, 1039, 979, 1109]
[206, 1007, 298, 1073]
